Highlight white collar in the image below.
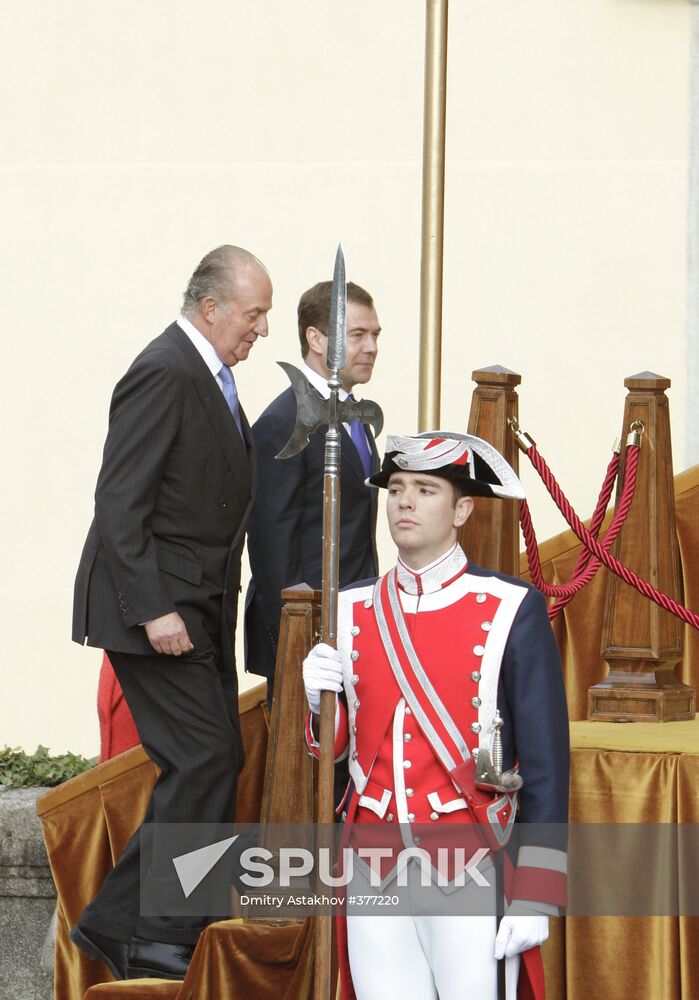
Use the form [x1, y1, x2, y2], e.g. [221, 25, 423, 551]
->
[396, 543, 467, 596]
[301, 361, 351, 402]
[177, 314, 225, 380]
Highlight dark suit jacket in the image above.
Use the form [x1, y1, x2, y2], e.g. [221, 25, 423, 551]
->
[73, 322, 254, 678]
[244, 384, 379, 679]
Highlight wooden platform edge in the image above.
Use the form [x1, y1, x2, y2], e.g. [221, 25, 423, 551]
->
[36, 682, 268, 817]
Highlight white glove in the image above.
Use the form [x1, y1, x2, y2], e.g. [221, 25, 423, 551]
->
[302, 642, 343, 715]
[494, 909, 549, 959]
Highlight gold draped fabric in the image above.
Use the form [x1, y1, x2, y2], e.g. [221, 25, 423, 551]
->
[527, 468, 699, 998]
[39, 470, 699, 999]
[540, 734, 699, 999]
[38, 689, 274, 1000]
[84, 982, 179, 999]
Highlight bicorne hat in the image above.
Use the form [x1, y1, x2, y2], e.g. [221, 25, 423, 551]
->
[367, 432, 525, 499]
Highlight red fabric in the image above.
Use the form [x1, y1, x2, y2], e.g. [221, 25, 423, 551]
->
[345, 587, 494, 790]
[510, 868, 568, 909]
[304, 701, 349, 761]
[520, 947, 546, 1000]
[97, 653, 140, 762]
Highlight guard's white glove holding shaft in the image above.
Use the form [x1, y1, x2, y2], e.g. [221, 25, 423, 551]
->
[494, 911, 549, 959]
[302, 642, 343, 715]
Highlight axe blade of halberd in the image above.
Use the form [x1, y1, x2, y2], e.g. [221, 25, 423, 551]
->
[275, 362, 384, 459]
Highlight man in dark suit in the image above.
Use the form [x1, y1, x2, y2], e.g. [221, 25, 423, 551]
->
[244, 280, 381, 693]
[71, 245, 273, 980]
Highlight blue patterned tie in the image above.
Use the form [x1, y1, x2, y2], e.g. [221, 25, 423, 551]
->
[350, 419, 373, 478]
[218, 365, 244, 438]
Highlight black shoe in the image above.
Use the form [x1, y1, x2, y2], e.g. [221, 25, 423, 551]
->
[127, 936, 194, 980]
[69, 924, 128, 981]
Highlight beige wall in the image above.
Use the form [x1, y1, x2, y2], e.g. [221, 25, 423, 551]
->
[0, 0, 690, 755]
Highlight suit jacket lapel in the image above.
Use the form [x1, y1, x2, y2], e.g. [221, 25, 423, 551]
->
[367, 425, 379, 473]
[167, 325, 251, 508]
[240, 403, 256, 505]
[367, 425, 380, 572]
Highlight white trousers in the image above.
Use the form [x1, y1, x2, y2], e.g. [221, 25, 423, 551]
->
[346, 914, 520, 1000]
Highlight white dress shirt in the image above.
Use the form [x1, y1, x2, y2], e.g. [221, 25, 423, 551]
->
[177, 314, 227, 393]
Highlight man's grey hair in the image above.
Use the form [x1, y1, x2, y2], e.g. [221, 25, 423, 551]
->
[182, 245, 268, 316]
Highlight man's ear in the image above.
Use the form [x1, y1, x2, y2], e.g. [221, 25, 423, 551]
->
[200, 296, 217, 325]
[454, 495, 474, 528]
[305, 326, 327, 359]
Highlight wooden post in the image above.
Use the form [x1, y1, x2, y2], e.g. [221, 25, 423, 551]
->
[259, 585, 321, 826]
[588, 372, 695, 722]
[254, 586, 338, 996]
[458, 365, 522, 575]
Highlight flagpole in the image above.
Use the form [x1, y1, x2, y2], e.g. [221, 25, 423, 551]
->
[418, 0, 448, 432]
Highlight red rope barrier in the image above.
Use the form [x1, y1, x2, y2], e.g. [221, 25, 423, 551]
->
[523, 443, 699, 630]
[547, 446, 639, 617]
[520, 451, 621, 601]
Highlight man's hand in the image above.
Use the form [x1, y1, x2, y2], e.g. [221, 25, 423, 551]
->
[302, 642, 343, 714]
[494, 910, 549, 959]
[144, 613, 194, 656]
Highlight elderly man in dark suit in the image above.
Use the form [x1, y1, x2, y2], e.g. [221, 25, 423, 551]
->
[244, 280, 381, 694]
[71, 245, 273, 981]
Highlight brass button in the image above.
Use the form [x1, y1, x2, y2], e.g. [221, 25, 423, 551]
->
[403, 734, 412, 743]
[351, 625, 360, 637]
[351, 650, 360, 661]
[471, 671, 481, 683]
[471, 696, 481, 708]
[471, 722, 481, 734]
[351, 674, 360, 685]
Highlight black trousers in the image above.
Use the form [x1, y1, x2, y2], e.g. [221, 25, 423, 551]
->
[79, 641, 243, 945]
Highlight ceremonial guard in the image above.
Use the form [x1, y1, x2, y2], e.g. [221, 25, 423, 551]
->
[303, 433, 570, 1000]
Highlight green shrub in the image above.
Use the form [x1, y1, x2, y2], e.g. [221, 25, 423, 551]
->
[0, 745, 97, 788]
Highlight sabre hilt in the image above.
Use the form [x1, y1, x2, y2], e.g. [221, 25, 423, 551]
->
[474, 710, 523, 794]
[492, 709, 504, 777]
